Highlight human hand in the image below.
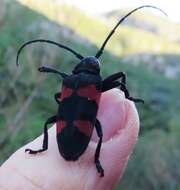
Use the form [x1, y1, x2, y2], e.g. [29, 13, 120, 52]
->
[0, 89, 139, 190]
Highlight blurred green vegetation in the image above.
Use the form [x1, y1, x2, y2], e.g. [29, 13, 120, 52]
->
[0, 0, 180, 189]
[105, 8, 180, 41]
[17, 0, 180, 55]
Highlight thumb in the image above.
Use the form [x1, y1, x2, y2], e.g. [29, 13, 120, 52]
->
[92, 89, 139, 189]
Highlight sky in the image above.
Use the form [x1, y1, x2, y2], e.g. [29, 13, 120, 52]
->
[62, 0, 180, 22]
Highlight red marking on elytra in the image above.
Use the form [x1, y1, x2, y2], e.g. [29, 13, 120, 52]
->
[74, 120, 93, 137]
[77, 85, 101, 104]
[56, 120, 66, 134]
[61, 87, 73, 101]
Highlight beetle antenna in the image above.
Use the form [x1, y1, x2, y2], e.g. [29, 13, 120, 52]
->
[16, 39, 84, 66]
[95, 5, 167, 58]
[38, 66, 68, 78]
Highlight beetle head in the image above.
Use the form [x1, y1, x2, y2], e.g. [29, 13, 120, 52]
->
[72, 56, 101, 74]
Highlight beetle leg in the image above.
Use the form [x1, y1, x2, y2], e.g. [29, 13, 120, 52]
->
[25, 115, 57, 154]
[38, 66, 68, 78]
[103, 72, 127, 92]
[103, 72, 126, 85]
[94, 119, 104, 177]
[120, 82, 144, 103]
[102, 81, 122, 92]
[103, 72, 144, 103]
[54, 92, 61, 104]
[102, 81, 144, 103]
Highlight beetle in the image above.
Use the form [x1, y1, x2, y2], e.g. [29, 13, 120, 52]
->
[16, 5, 167, 177]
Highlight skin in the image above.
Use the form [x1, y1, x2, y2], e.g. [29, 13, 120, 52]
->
[0, 89, 139, 190]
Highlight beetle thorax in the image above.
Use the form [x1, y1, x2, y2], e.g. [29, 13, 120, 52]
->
[72, 56, 101, 75]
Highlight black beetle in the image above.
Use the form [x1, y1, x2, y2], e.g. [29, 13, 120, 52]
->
[16, 5, 166, 177]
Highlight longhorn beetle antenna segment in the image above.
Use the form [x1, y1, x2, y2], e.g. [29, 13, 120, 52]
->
[16, 39, 84, 66]
[38, 66, 68, 78]
[95, 5, 167, 58]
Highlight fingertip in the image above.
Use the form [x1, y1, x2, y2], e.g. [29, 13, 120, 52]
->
[93, 89, 140, 189]
[102, 99, 139, 187]
[92, 89, 126, 142]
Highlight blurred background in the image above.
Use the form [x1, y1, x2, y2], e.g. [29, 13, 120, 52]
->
[0, 0, 180, 189]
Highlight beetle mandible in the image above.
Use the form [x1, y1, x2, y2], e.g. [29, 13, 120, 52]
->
[16, 5, 167, 177]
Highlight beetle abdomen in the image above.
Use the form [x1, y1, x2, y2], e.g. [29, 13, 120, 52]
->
[56, 96, 98, 160]
[56, 122, 93, 160]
